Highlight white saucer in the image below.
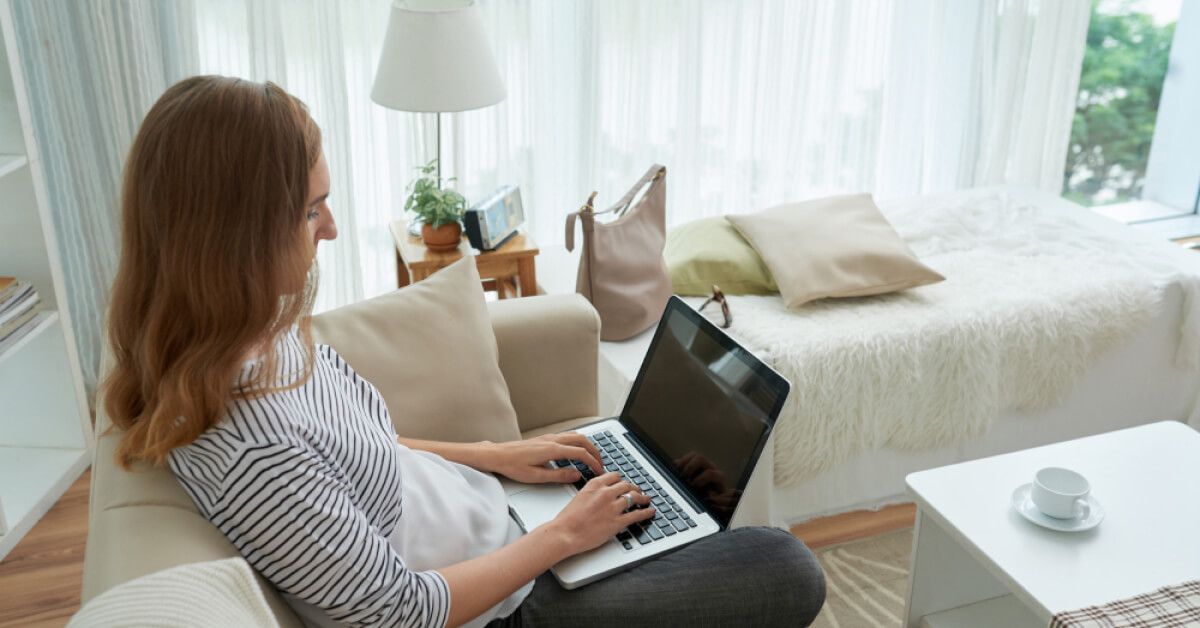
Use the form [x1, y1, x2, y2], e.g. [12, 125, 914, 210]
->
[1011, 484, 1105, 532]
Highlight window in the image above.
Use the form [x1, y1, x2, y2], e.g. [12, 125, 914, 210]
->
[1062, 0, 1199, 226]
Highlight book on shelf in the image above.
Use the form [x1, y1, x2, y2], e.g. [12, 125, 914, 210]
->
[0, 277, 46, 354]
[0, 289, 39, 327]
[0, 275, 22, 301]
[0, 304, 41, 337]
[0, 310, 49, 355]
[0, 277, 37, 317]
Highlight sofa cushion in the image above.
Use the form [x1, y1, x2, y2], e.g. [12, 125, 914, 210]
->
[91, 427, 198, 514]
[84, 505, 242, 596]
[519, 415, 605, 439]
[487, 294, 601, 432]
[312, 256, 522, 444]
[727, 194, 943, 308]
[82, 505, 303, 626]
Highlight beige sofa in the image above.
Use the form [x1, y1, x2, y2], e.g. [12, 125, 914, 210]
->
[82, 294, 603, 627]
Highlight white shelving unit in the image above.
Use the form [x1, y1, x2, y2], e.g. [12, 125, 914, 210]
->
[0, 2, 94, 560]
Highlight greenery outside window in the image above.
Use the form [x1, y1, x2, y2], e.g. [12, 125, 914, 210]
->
[1062, 0, 1185, 217]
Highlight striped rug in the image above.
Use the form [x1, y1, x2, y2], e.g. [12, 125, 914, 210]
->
[811, 529, 912, 628]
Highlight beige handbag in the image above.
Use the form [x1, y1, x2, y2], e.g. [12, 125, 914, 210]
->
[565, 164, 672, 341]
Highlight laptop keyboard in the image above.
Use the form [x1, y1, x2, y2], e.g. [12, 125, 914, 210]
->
[553, 429, 697, 550]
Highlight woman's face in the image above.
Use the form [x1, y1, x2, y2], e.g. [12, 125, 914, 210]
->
[305, 153, 337, 251]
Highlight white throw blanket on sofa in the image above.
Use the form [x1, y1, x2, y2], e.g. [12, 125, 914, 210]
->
[717, 193, 1194, 486]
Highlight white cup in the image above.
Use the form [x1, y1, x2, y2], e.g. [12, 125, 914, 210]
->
[1031, 467, 1090, 519]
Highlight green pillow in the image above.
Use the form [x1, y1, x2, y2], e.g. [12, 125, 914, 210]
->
[664, 217, 778, 296]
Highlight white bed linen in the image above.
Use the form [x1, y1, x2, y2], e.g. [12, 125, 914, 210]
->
[539, 185, 1200, 526]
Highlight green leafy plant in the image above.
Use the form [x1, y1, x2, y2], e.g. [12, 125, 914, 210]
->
[1062, 0, 1176, 206]
[405, 159, 468, 228]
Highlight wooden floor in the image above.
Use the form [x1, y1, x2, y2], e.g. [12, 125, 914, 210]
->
[0, 470, 90, 628]
[790, 502, 916, 549]
[0, 470, 913, 626]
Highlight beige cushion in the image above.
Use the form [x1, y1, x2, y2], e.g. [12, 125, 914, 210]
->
[519, 415, 605, 439]
[91, 428, 198, 514]
[487, 294, 600, 433]
[312, 257, 521, 444]
[84, 506, 258, 602]
[727, 193, 943, 308]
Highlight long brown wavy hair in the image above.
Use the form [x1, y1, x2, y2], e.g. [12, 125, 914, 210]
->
[104, 76, 322, 468]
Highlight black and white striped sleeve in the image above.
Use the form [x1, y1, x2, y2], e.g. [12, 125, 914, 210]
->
[319, 345, 398, 437]
[172, 439, 450, 628]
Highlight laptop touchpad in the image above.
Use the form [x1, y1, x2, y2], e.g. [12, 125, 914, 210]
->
[509, 485, 574, 530]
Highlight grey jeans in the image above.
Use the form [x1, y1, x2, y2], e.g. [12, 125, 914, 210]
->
[487, 526, 826, 627]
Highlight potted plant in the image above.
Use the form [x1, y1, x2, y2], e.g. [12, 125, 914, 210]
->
[405, 159, 468, 252]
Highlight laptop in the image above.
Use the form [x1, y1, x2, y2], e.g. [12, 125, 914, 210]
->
[502, 296, 790, 589]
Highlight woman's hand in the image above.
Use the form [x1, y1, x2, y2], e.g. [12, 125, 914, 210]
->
[543, 472, 655, 555]
[485, 433, 605, 484]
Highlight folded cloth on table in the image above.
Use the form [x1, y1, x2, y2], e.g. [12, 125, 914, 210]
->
[1050, 580, 1200, 628]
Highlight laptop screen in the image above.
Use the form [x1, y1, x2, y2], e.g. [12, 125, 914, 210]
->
[621, 297, 788, 529]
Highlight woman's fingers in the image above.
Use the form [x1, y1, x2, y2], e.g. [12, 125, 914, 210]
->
[530, 465, 582, 484]
[557, 433, 604, 469]
[554, 444, 602, 475]
[620, 504, 657, 525]
[601, 480, 639, 499]
[626, 490, 652, 508]
[611, 489, 653, 513]
[586, 473, 643, 500]
[583, 471, 624, 490]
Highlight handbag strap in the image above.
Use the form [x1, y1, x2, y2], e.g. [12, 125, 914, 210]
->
[565, 191, 599, 252]
[599, 164, 666, 219]
[564, 164, 665, 251]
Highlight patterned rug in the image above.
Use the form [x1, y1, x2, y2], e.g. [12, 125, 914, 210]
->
[811, 529, 912, 628]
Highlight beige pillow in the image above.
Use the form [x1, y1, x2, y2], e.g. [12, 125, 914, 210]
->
[727, 194, 943, 308]
[312, 257, 521, 444]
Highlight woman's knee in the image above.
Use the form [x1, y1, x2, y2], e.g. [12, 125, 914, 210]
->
[734, 527, 827, 625]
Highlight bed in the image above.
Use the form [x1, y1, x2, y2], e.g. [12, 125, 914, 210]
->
[539, 185, 1200, 527]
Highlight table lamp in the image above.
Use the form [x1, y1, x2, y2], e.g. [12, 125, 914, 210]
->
[371, 0, 506, 188]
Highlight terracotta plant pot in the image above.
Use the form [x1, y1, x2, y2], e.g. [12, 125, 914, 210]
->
[421, 221, 463, 252]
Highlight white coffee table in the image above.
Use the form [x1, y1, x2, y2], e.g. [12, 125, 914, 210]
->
[903, 421, 1200, 627]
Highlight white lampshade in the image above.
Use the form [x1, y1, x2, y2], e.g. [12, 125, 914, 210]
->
[371, 0, 506, 113]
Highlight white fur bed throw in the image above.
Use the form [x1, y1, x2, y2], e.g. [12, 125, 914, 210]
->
[717, 194, 1188, 486]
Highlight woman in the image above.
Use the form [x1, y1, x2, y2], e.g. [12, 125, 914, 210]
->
[104, 76, 825, 627]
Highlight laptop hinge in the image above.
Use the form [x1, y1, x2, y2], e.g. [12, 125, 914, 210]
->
[621, 429, 715, 526]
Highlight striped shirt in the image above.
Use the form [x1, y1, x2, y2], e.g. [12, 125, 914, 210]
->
[168, 329, 454, 627]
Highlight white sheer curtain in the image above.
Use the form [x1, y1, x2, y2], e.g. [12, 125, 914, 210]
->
[10, 0, 198, 397]
[16, 0, 1088, 396]
[193, 0, 428, 314]
[455, 0, 1090, 243]
[192, 0, 1090, 313]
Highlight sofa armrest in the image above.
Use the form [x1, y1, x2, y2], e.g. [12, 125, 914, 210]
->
[488, 294, 600, 433]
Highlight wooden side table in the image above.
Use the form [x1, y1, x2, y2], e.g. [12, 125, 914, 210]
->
[389, 220, 540, 298]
